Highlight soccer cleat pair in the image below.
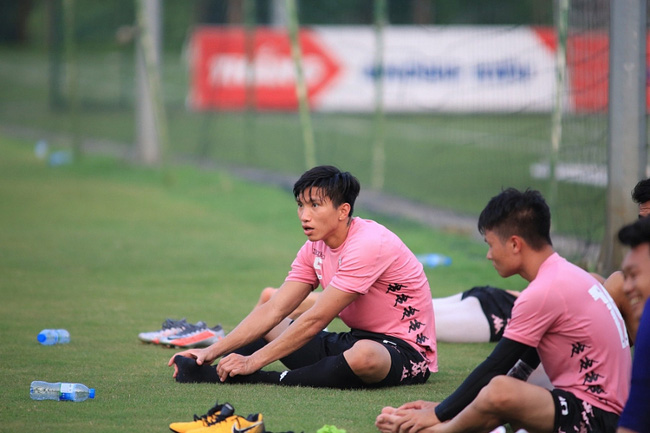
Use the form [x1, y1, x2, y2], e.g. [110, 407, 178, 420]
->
[160, 322, 225, 348]
[138, 319, 225, 348]
[170, 401, 264, 433]
[138, 318, 191, 345]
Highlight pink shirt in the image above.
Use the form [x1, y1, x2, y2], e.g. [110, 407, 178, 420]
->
[286, 217, 437, 372]
[504, 253, 631, 414]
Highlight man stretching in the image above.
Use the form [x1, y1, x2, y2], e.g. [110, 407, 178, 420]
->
[169, 165, 436, 389]
[376, 188, 631, 433]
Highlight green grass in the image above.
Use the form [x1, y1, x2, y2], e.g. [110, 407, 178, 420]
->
[0, 44, 610, 251]
[0, 133, 527, 432]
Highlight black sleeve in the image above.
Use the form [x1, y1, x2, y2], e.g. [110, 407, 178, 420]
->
[434, 338, 539, 422]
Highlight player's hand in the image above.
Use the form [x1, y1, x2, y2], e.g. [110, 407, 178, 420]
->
[216, 353, 258, 382]
[167, 349, 209, 378]
[395, 401, 440, 433]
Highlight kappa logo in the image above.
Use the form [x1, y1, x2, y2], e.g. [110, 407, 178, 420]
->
[491, 314, 505, 336]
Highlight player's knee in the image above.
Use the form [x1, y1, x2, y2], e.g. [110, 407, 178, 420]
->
[260, 287, 277, 304]
[345, 340, 391, 376]
[475, 376, 519, 413]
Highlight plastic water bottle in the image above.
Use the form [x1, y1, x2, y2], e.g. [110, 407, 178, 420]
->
[37, 329, 70, 345]
[48, 150, 72, 166]
[34, 139, 49, 159]
[415, 253, 452, 268]
[507, 359, 534, 381]
[30, 381, 95, 402]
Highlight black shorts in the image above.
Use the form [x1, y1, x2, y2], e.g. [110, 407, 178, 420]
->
[461, 285, 517, 342]
[279, 328, 430, 388]
[550, 389, 619, 433]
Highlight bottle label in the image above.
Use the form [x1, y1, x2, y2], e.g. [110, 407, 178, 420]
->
[59, 383, 74, 401]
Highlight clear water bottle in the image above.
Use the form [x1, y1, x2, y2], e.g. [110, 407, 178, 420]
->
[48, 150, 72, 166]
[30, 381, 95, 402]
[37, 329, 70, 345]
[507, 359, 534, 381]
[34, 139, 49, 159]
[415, 253, 452, 268]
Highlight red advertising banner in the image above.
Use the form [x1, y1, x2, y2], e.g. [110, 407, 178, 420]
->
[533, 27, 650, 113]
[189, 27, 341, 110]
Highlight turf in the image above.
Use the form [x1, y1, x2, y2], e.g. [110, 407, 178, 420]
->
[0, 134, 525, 432]
[0, 44, 608, 247]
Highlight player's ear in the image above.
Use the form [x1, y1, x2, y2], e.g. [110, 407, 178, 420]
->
[338, 203, 351, 221]
[510, 235, 524, 253]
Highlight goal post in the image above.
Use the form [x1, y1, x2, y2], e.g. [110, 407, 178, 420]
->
[597, 0, 647, 275]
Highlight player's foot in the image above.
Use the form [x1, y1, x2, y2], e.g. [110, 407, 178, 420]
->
[173, 355, 220, 383]
[169, 401, 233, 433]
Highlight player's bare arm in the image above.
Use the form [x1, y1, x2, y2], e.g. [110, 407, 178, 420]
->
[217, 285, 359, 381]
[169, 280, 311, 371]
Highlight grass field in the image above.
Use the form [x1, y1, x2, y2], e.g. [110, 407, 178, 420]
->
[0, 44, 609, 254]
[0, 133, 529, 432]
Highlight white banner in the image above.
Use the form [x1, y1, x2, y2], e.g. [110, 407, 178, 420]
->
[190, 26, 559, 112]
[314, 26, 557, 112]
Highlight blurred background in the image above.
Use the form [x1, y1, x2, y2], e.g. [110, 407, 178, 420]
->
[0, 0, 646, 270]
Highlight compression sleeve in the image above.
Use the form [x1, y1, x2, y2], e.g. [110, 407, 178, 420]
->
[434, 338, 539, 421]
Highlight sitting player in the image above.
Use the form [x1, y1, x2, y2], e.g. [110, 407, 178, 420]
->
[169, 165, 437, 389]
[376, 188, 631, 433]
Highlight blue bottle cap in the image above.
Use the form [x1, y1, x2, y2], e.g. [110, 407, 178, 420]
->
[37, 333, 46, 343]
[89, 388, 96, 399]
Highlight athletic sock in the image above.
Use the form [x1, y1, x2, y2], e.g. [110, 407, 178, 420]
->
[174, 352, 368, 389]
[234, 353, 367, 389]
[173, 356, 220, 383]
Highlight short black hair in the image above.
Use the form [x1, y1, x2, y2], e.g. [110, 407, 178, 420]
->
[632, 178, 650, 204]
[293, 165, 361, 216]
[478, 187, 552, 250]
[618, 216, 650, 248]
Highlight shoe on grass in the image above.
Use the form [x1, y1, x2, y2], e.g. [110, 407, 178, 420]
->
[138, 318, 188, 344]
[166, 324, 226, 349]
[191, 411, 264, 433]
[169, 401, 233, 433]
[159, 321, 208, 347]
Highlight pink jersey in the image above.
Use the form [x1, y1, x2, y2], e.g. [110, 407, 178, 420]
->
[504, 253, 631, 414]
[286, 217, 437, 372]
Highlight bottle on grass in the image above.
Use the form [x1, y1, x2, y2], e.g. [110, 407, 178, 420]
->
[37, 329, 70, 345]
[30, 381, 95, 402]
[415, 253, 452, 268]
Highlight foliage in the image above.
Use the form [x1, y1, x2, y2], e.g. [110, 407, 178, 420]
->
[17, 1, 552, 50]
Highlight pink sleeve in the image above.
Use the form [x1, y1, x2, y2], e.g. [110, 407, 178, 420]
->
[285, 241, 320, 289]
[503, 283, 558, 346]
